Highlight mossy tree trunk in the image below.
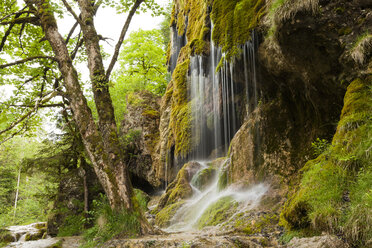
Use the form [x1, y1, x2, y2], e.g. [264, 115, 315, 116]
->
[34, 0, 152, 234]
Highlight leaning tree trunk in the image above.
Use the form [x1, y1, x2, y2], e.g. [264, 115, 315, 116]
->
[35, 0, 152, 234]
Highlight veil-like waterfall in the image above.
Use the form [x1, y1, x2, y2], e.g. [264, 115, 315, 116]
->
[190, 31, 260, 159]
[163, 30, 267, 232]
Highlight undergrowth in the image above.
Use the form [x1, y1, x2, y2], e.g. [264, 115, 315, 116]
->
[79, 191, 147, 248]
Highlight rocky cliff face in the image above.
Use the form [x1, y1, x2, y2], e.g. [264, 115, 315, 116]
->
[153, 0, 371, 246]
[119, 91, 162, 191]
[157, 0, 371, 190]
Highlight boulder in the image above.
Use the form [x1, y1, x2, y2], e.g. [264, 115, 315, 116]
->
[287, 235, 349, 248]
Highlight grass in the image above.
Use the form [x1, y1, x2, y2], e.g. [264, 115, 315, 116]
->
[350, 32, 372, 65]
[79, 192, 146, 248]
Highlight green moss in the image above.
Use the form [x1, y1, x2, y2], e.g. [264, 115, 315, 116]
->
[168, 60, 192, 157]
[211, 0, 265, 61]
[47, 240, 63, 248]
[197, 196, 237, 229]
[142, 109, 160, 119]
[189, 39, 209, 55]
[155, 163, 195, 212]
[155, 200, 185, 228]
[127, 92, 145, 107]
[166, 166, 193, 205]
[280, 76, 372, 246]
[237, 214, 279, 235]
[217, 167, 230, 191]
[191, 166, 216, 190]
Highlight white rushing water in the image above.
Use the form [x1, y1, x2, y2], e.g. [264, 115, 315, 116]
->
[5, 222, 61, 248]
[164, 160, 269, 232]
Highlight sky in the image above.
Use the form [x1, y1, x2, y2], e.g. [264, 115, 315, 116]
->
[57, 0, 170, 70]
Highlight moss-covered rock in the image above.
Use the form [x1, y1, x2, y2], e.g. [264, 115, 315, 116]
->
[190, 166, 217, 191]
[196, 196, 237, 229]
[211, 0, 265, 60]
[120, 90, 162, 190]
[156, 162, 202, 211]
[155, 200, 186, 228]
[0, 229, 14, 244]
[280, 75, 372, 246]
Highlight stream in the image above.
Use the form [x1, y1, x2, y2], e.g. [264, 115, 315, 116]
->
[4, 222, 81, 248]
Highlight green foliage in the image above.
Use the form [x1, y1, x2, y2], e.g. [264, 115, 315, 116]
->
[80, 195, 141, 248]
[110, 29, 169, 126]
[159, 1, 173, 50]
[311, 138, 330, 156]
[279, 230, 302, 244]
[57, 214, 85, 237]
[0, 137, 56, 228]
[122, 129, 142, 147]
[134, 188, 150, 212]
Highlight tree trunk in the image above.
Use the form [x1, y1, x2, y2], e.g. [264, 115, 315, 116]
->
[34, 0, 152, 234]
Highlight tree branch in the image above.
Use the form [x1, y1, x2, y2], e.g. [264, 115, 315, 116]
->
[61, 0, 84, 26]
[65, 21, 79, 44]
[0, 91, 58, 136]
[4, 103, 64, 108]
[0, 5, 27, 22]
[0, 16, 40, 26]
[0, 11, 25, 52]
[105, 0, 144, 81]
[0, 56, 57, 69]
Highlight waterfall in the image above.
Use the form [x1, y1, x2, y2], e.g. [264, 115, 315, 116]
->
[242, 30, 259, 118]
[169, 26, 187, 73]
[163, 27, 264, 232]
[189, 32, 259, 159]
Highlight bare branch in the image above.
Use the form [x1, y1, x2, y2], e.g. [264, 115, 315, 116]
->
[105, 0, 144, 81]
[0, 56, 57, 69]
[60, 0, 84, 26]
[71, 36, 84, 60]
[65, 21, 79, 44]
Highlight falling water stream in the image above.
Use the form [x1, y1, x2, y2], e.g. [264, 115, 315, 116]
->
[165, 161, 268, 232]
[163, 29, 266, 232]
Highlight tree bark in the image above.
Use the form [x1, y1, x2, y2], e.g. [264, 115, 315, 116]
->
[34, 0, 152, 234]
